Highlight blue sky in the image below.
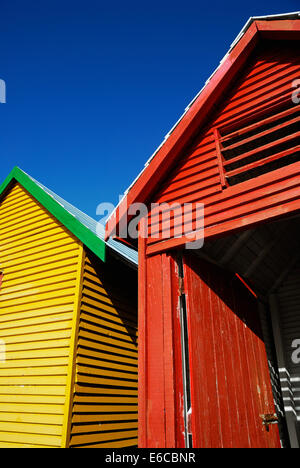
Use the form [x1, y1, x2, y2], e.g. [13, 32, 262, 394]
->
[0, 0, 298, 219]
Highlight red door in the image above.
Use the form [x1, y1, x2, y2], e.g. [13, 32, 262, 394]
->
[183, 254, 281, 448]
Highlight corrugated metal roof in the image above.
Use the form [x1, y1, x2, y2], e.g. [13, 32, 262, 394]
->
[25, 171, 138, 267]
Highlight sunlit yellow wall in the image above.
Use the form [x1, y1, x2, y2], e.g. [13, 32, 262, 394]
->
[69, 250, 138, 448]
[0, 183, 83, 448]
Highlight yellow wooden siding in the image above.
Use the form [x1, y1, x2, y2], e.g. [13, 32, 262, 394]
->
[69, 251, 138, 448]
[0, 183, 82, 448]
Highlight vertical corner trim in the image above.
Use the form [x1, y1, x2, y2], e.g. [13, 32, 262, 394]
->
[61, 243, 85, 448]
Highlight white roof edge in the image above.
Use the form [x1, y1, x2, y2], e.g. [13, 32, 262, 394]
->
[106, 12, 300, 227]
[230, 12, 300, 49]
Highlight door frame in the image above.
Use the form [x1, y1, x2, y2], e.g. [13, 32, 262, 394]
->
[268, 293, 300, 448]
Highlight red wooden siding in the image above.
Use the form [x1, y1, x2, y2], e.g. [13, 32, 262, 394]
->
[183, 254, 281, 448]
[138, 227, 185, 448]
[147, 40, 300, 253]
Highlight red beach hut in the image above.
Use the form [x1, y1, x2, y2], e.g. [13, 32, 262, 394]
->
[106, 13, 300, 448]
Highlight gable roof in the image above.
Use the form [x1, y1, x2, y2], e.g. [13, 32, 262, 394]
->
[0, 167, 138, 267]
[105, 12, 300, 241]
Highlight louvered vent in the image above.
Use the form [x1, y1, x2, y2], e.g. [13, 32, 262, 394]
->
[215, 99, 300, 186]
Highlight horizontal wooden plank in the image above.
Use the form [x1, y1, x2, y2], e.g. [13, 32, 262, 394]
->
[74, 395, 137, 405]
[75, 374, 138, 389]
[226, 145, 300, 178]
[0, 212, 50, 236]
[2, 258, 78, 285]
[0, 284, 76, 308]
[0, 393, 65, 405]
[166, 155, 217, 184]
[69, 429, 138, 445]
[80, 310, 137, 336]
[147, 196, 300, 255]
[81, 294, 137, 323]
[71, 421, 137, 434]
[74, 384, 137, 396]
[0, 328, 72, 345]
[76, 364, 138, 382]
[0, 237, 76, 264]
[79, 319, 137, 346]
[70, 438, 138, 448]
[157, 178, 220, 205]
[148, 164, 300, 241]
[0, 386, 66, 396]
[0, 412, 63, 425]
[0, 305, 73, 325]
[77, 354, 138, 374]
[0, 203, 48, 228]
[0, 296, 75, 316]
[0, 225, 66, 251]
[77, 345, 138, 367]
[83, 276, 137, 313]
[0, 191, 29, 209]
[0, 430, 61, 447]
[2, 250, 79, 277]
[2, 269, 77, 294]
[81, 303, 137, 330]
[0, 198, 37, 221]
[1, 243, 79, 271]
[215, 68, 300, 127]
[0, 366, 69, 377]
[73, 402, 138, 413]
[0, 402, 65, 414]
[156, 181, 221, 205]
[1, 275, 77, 299]
[0, 319, 73, 340]
[0, 217, 63, 243]
[225, 60, 300, 107]
[72, 413, 138, 423]
[221, 103, 300, 142]
[77, 337, 137, 360]
[3, 340, 70, 357]
[223, 131, 300, 168]
[0, 421, 62, 436]
[159, 169, 220, 198]
[78, 329, 138, 354]
[0, 441, 51, 448]
[0, 312, 73, 333]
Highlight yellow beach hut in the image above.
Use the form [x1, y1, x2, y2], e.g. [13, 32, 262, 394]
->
[0, 167, 138, 448]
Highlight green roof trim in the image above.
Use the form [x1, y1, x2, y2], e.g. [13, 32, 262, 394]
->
[0, 167, 106, 262]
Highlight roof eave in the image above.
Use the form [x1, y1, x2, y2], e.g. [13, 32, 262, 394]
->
[105, 13, 300, 241]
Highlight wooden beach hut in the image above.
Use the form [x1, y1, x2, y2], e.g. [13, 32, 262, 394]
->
[106, 13, 300, 448]
[0, 167, 138, 448]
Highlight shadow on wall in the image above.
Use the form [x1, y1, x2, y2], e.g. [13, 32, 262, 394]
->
[82, 249, 138, 348]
